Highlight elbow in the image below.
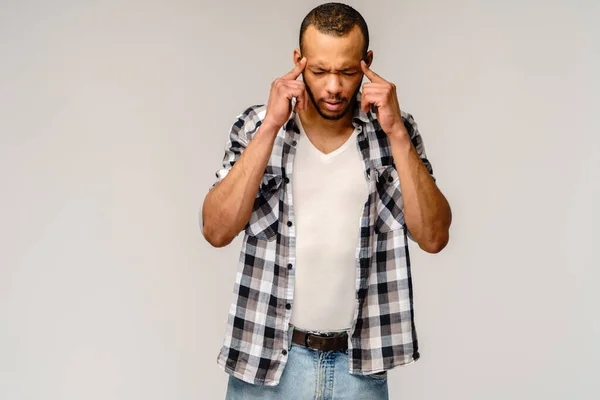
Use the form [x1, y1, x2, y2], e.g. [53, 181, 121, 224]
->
[417, 210, 452, 254]
[200, 212, 232, 247]
[203, 228, 232, 248]
[200, 197, 234, 248]
[209, 239, 231, 248]
[202, 220, 234, 248]
[419, 231, 449, 254]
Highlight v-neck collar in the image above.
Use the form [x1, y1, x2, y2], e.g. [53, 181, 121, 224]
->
[294, 112, 361, 162]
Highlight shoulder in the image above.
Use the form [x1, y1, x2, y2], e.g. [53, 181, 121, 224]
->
[234, 104, 267, 126]
[400, 110, 420, 138]
[231, 104, 267, 140]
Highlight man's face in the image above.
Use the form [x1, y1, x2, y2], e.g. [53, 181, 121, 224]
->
[300, 25, 367, 121]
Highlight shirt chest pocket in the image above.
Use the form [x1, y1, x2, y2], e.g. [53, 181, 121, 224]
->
[244, 173, 283, 241]
[374, 165, 405, 234]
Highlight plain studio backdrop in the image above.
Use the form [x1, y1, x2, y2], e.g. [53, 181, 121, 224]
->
[1, 0, 598, 399]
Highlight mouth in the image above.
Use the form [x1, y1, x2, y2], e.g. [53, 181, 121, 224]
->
[323, 100, 344, 111]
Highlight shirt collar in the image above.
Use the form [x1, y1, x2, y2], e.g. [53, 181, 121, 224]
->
[352, 90, 371, 124]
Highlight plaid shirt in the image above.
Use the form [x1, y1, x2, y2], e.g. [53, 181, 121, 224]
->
[203, 91, 435, 386]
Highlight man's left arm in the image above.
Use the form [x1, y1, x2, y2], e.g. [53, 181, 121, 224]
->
[388, 120, 452, 253]
[360, 60, 452, 253]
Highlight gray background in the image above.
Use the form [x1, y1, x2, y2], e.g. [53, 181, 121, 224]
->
[1, 0, 598, 399]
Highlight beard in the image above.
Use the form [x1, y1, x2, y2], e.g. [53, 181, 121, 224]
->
[302, 74, 362, 121]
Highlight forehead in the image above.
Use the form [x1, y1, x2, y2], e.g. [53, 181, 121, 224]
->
[302, 25, 364, 69]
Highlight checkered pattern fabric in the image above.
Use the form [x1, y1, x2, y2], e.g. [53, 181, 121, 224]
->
[204, 91, 435, 386]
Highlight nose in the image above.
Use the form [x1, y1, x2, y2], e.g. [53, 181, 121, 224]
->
[325, 74, 342, 96]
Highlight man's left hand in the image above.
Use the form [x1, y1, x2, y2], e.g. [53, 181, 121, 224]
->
[360, 60, 407, 137]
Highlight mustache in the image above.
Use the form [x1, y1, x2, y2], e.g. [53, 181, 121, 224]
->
[302, 77, 360, 112]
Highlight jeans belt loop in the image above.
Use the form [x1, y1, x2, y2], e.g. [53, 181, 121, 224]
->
[288, 324, 294, 350]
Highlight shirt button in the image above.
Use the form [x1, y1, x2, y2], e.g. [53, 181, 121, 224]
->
[285, 303, 291, 309]
[388, 176, 393, 182]
[291, 141, 297, 146]
[282, 349, 288, 355]
[287, 221, 292, 227]
[287, 263, 293, 269]
[284, 177, 290, 184]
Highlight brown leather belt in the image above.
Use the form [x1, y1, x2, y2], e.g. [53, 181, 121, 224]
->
[291, 327, 349, 351]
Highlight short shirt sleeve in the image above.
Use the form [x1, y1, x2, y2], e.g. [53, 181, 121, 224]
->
[402, 112, 436, 242]
[403, 112, 436, 183]
[199, 106, 263, 236]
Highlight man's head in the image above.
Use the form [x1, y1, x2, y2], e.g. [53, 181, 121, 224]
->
[295, 3, 373, 121]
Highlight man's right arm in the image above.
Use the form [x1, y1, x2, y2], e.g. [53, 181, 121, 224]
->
[202, 57, 308, 247]
[201, 118, 280, 248]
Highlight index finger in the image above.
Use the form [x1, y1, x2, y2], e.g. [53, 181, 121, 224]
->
[282, 57, 307, 80]
[360, 60, 385, 83]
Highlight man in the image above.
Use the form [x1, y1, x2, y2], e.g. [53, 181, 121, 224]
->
[201, 3, 452, 399]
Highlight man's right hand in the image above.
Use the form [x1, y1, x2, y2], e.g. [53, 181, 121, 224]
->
[263, 57, 308, 130]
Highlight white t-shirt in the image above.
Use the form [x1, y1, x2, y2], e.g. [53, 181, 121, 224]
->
[289, 113, 369, 332]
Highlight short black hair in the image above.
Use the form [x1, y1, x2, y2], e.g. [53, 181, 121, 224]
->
[299, 3, 369, 59]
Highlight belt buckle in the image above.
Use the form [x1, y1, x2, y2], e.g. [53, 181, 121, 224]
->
[305, 331, 332, 349]
[305, 333, 312, 348]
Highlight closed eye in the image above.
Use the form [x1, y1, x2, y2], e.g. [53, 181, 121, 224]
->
[313, 71, 356, 76]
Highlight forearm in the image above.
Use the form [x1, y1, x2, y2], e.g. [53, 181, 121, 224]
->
[388, 129, 452, 253]
[202, 122, 280, 247]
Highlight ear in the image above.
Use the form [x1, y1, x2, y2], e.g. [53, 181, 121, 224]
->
[364, 50, 374, 68]
[293, 48, 303, 66]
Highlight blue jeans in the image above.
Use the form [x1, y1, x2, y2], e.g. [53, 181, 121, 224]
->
[225, 325, 389, 399]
